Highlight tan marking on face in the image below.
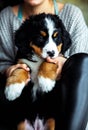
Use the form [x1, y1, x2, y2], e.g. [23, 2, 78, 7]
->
[30, 44, 42, 56]
[38, 61, 58, 80]
[40, 30, 47, 37]
[57, 43, 63, 53]
[53, 31, 58, 38]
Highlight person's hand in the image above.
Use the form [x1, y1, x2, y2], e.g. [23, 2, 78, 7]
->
[46, 55, 67, 79]
[5, 63, 30, 85]
[6, 63, 30, 77]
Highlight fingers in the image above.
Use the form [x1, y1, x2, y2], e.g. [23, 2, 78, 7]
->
[46, 56, 67, 64]
[46, 56, 67, 78]
[6, 64, 30, 77]
[17, 63, 30, 71]
[46, 57, 59, 64]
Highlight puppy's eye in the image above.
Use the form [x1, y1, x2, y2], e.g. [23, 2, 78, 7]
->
[40, 31, 47, 37]
[53, 31, 59, 38]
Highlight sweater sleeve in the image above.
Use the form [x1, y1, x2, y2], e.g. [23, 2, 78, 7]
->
[63, 4, 88, 57]
[0, 7, 20, 74]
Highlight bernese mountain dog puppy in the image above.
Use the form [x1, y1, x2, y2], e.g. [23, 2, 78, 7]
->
[4, 13, 72, 129]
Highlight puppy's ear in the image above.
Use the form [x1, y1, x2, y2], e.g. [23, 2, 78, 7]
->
[58, 19, 72, 54]
[15, 20, 29, 48]
[15, 19, 33, 58]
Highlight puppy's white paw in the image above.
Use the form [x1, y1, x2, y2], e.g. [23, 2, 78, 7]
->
[38, 76, 56, 92]
[5, 82, 25, 101]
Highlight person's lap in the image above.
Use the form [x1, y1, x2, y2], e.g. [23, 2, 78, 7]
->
[61, 53, 88, 130]
[0, 53, 88, 130]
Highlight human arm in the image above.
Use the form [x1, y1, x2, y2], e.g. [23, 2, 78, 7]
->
[0, 7, 23, 75]
[0, 7, 30, 84]
[60, 4, 88, 57]
[0, 7, 28, 76]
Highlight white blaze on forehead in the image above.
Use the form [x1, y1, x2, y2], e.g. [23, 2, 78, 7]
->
[45, 17, 55, 36]
[42, 18, 59, 58]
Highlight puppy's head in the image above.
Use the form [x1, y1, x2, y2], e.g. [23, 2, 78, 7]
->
[15, 13, 71, 60]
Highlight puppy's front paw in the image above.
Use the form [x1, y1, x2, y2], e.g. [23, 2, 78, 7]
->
[38, 61, 57, 93]
[5, 82, 25, 101]
[5, 68, 30, 101]
[38, 76, 56, 92]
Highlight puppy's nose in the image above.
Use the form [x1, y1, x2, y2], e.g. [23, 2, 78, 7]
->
[47, 50, 55, 57]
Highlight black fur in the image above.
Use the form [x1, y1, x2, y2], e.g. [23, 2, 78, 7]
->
[14, 13, 72, 129]
[15, 13, 72, 59]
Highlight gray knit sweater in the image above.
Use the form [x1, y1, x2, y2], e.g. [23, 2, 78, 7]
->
[0, 3, 88, 73]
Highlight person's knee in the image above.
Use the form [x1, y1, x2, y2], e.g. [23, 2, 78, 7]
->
[62, 53, 88, 75]
[61, 53, 88, 88]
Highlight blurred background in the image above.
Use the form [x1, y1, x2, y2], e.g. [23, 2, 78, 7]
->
[0, 0, 88, 25]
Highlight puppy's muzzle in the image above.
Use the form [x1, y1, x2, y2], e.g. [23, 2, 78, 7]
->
[47, 50, 55, 57]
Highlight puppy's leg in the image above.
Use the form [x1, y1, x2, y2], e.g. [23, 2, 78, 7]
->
[17, 119, 33, 130]
[5, 68, 30, 101]
[45, 118, 55, 130]
[17, 118, 55, 130]
[38, 61, 58, 92]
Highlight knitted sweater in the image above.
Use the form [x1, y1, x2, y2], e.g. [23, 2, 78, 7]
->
[0, 3, 88, 73]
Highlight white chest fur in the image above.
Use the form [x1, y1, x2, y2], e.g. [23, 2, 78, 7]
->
[21, 54, 56, 100]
